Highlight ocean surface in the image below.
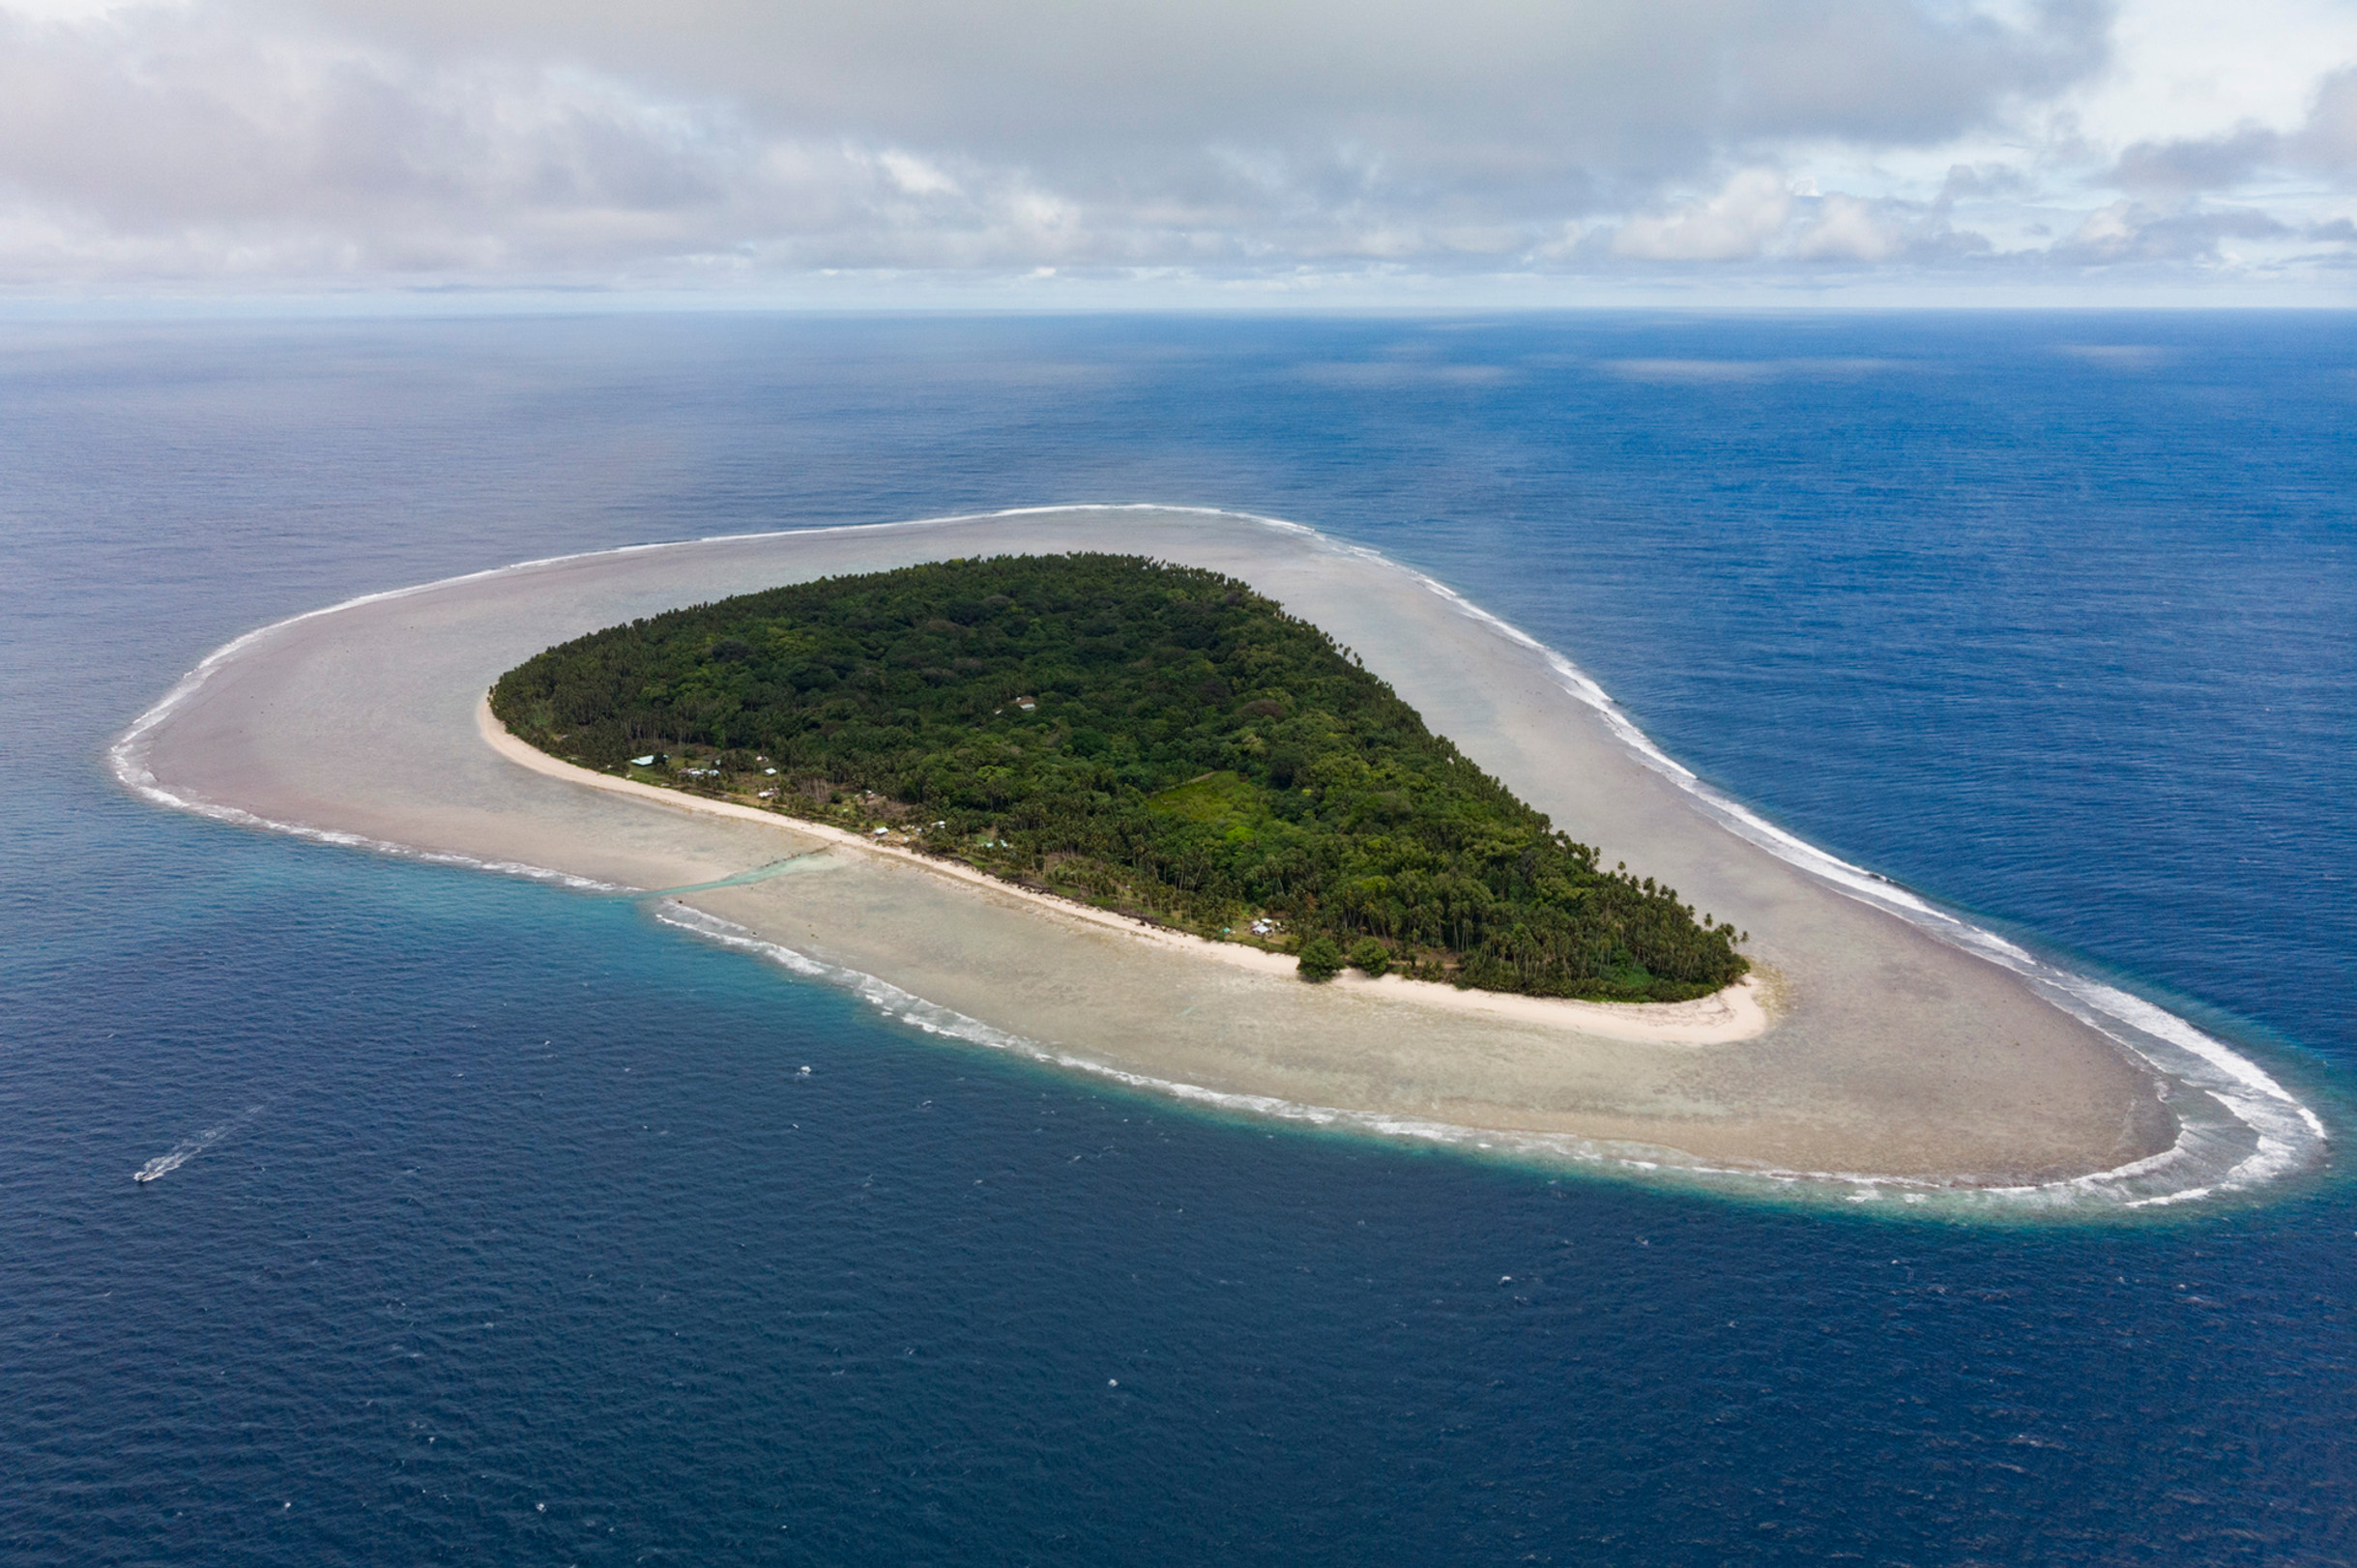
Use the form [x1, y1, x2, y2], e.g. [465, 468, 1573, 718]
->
[3, 311, 2352, 1563]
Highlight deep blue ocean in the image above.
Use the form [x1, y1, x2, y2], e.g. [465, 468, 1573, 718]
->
[4, 312, 2352, 1563]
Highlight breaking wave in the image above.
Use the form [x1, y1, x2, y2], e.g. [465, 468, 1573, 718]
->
[1304, 521, 2327, 1210]
[646, 898, 2313, 1218]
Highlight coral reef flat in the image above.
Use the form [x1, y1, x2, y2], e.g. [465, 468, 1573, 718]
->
[124, 507, 2185, 1188]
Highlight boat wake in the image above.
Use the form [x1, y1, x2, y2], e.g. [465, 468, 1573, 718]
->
[134, 1105, 263, 1185]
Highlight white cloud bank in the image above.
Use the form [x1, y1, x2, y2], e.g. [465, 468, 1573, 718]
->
[0, 0, 2350, 300]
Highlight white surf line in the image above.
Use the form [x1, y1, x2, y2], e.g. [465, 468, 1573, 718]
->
[646, 901, 2267, 1215]
[107, 763, 631, 896]
[1292, 523, 2330, 1203]
[109, 504, 2327, 1205]
[648, 901, 1757, 1176]
[783, 505, 2332, 1202]
[850, 505, 2332, 1202]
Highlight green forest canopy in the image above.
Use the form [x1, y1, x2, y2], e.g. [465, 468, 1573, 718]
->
[490, 554, 1748, 1002]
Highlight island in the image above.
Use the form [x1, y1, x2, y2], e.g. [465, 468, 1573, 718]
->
[117, 505, 2319, 1206]
[489, 554, 1749, 1002]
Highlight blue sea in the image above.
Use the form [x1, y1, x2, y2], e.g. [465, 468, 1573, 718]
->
[4, 312, 2352, 1563]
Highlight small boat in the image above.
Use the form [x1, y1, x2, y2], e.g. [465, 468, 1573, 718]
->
[133, 1168, 159, 1183]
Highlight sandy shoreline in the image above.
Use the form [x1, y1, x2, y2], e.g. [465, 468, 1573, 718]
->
[474, 695, 1774, 1047]
[115, 505, 2327, 1203]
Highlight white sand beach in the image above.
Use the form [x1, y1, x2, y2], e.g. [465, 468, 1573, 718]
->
[475, 694, 1775, 1048]
[121, 505, 2310, 1194]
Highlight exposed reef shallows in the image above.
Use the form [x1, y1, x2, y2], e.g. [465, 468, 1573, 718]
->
[114, 506, 2326, 1210]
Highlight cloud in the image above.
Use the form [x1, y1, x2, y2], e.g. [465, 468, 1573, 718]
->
[1938, 162, 2035, 202]
[0, 0, 2122, 285]
[1613, 169, 1794, 261]
[2292, 65, 2357, 174]
[2099, 63, 2357, 198]
[264, 0, 2111, 171]
[1790, 194, 1929, 263]
[0, 0, 2342, 294]
[2107, 130, 2278, 198]
[2054, 200, 2287, 264]
[1607, 170, 1987, 265]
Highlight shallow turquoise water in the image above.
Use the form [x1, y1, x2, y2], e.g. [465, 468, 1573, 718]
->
[3, 312, 2351, 1562]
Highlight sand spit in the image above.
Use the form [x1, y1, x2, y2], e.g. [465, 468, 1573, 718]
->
[117, 506, 2325, 1204]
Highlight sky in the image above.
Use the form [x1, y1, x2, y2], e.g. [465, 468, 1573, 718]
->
[1, 0, 2352, 305]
